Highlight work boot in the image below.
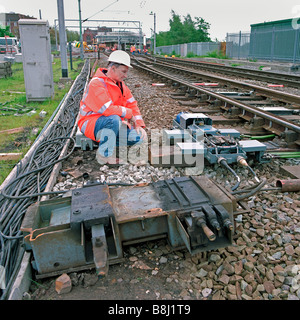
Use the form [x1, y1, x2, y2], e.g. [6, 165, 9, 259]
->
[96, 153, 126, 166]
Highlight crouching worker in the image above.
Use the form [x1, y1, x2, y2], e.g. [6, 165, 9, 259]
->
[78, 50, 147, 165]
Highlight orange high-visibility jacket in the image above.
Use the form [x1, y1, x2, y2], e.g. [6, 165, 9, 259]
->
[78, 68, 145, 141]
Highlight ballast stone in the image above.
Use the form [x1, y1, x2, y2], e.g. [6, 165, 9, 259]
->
[55, 273, 72, 294]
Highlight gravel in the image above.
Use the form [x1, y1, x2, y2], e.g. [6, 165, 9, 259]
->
[28, 56, 300, 301]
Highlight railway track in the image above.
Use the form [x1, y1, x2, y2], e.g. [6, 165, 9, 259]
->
[131, 55, 300, 148]
[3, 54, 299, 301]
[136, 56, 300, 106]
[147, 55, 300, 89]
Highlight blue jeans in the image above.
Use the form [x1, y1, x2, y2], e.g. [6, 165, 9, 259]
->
[94, 115, 143, 157]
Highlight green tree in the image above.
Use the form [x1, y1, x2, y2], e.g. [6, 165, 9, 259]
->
[0, 25, 15, 37]
[169, 11, 185, 44]
[66, 30, 80, 42]
[49, 27, 57, 45]
[194, 17, 211, 42]
[49, 27, 80, 45]
[156, 10, 211, 46]
[183, 14, 197, 43]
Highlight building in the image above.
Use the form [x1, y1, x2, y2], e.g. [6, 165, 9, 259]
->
[96, 29, 142, 50]
[83, 28, 97, 44]
[0, 12, 36, 38]
[83, 27, 113, 44]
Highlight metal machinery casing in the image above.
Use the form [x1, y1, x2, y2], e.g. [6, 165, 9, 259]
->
[169, 112, 268, 164]
[21, 176, 236, 278]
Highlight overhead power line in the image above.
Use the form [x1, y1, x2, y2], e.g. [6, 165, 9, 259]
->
[82, 0, 120, 23]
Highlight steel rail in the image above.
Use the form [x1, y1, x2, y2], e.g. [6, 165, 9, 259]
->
[142, 59, 300, 106]
[132, 59, 300, 135]
[150, 56, 300, 88]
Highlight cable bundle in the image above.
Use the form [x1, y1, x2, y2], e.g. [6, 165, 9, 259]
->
[0, 60, 90, 299]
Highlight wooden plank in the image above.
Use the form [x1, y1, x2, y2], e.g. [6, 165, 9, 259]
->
[210, 115, 242, 124]
[280, 165, 300, 179]
[178, 100, 199, 106]
[246, 101, 274, 105]
[231, 96, 262, 101]
[0, 127, 24, 135]
[171, 95, 191, 100]
[6, 91, 26, 95]
[189, 107, 220, 113]
[0, 153, 23, 161]
[281, 115, 300, 121]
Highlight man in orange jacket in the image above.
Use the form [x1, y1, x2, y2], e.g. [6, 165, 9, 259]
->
[78, 50, 146, 165]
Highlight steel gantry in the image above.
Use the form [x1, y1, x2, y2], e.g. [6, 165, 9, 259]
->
[54, 19, 144, 51]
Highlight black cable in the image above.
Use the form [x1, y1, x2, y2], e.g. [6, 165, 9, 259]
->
[1, 137, 76, 200]
[218, 158, 241, 191]
[0, 60, 90, 299]
[232, 186, 280, 194]
[233, 178, 267, 201]
[247, 165, 259, 182]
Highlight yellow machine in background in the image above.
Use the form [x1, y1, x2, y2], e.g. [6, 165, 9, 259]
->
[74, 41, 94, 52]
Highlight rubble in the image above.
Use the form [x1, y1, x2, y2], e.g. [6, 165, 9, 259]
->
[55, 273, 72, 294]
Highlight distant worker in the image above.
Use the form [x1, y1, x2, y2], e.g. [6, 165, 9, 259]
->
[131, 45, 136, 55]
[78, 50, 146, 165]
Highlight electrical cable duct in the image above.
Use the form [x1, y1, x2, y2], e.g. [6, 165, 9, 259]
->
[0, 60, 90, 300]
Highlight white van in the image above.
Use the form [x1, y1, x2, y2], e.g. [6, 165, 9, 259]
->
[0, 37, 19, 54]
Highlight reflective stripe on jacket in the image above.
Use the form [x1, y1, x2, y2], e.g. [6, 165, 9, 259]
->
[78, 68, 145, 141]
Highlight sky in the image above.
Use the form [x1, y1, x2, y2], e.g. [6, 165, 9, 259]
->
[1, 0, 300, 41]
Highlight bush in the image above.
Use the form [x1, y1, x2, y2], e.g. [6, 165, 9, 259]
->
[187, 52, 196, 58]
[205, 50, 229, 59]
[171, 50, 181, 57]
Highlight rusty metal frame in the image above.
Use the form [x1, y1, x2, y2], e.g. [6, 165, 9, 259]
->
[21, 176, 238, 279]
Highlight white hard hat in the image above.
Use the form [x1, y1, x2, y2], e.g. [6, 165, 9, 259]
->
[108, 50, 132, 68]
